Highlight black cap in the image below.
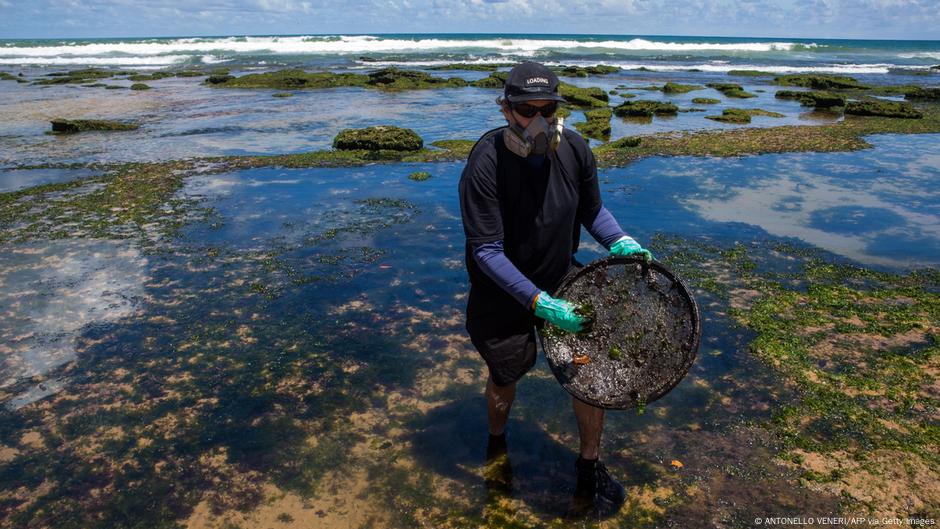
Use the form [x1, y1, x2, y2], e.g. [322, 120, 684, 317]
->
[503, 61, 566, 104]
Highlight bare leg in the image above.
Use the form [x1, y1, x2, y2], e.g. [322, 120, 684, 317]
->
[486, 376, 516, 436]
[572, 396, 604, 460]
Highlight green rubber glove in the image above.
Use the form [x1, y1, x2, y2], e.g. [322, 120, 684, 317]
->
[609, 235, 653, 261]
[534, 292, 586, 333]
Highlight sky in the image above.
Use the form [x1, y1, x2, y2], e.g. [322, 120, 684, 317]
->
[0, 0, 938, 40]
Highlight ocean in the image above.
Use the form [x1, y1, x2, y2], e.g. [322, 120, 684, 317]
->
[2, 33, 940, 75]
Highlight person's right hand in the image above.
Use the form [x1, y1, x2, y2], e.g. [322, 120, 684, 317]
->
[533, 292, 587, 333]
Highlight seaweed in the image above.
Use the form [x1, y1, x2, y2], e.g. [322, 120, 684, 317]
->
[845, 100, 923, 119]
[773, 74, 869, 90]
[207, 68, 467, 91]
[705, 83, 757, 99]
[662, 82, 704, 94]
[613, 100, 678, 117]
[50, 119, 140, 133]
[573, 107, 613, 141]
[130, 83, 151, 91]
[775, 90, 845, 108]
[332, 126, 424, 151]
[691, 97, 720, 105]
[407, 171, 431, 181]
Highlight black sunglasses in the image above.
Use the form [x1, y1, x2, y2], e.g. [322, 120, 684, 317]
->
[512, 101, 558, 118]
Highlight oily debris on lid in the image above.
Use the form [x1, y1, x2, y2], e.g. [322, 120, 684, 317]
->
[541, 257, 700, 409]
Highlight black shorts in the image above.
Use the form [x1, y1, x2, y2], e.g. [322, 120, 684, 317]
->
[465, 261, 582, 387]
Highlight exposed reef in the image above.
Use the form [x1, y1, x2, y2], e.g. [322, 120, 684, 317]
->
[706, 83, 757, 99]
[773, 74, 868, 90]
[705, 108, 785, 124]
[845, 100, 923, 119]
[573, 107, 613, 141]
[332, 126, 424, 151]
[613, 100, 679, 117]
[49, 119, 140, 134]
[775, 90, 846, 108]
[207, 68, 468, 91]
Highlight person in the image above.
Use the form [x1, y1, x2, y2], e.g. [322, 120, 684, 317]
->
[458, 61, 654, 510]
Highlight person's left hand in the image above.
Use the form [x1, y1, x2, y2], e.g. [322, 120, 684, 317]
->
[609, 235, 653, 261]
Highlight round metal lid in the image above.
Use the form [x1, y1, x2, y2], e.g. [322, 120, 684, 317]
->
[539, 256, 701, 410]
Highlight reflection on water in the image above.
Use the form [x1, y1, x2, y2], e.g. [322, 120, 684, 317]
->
[0, 168, 99, 193]
[0, 239, 148, 408]
[602, 134, 940, 269]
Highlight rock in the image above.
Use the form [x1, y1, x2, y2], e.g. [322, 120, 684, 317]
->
[333, 126, 423, 151]
[706, 83, 757, 98]
[573, 107, 612, 141]
[272, 92, 293, 97]
[662, 82, 703, 94]
[128, 72, 172, 81]
[613, 100, 678, 117]
[408, 171, 431, 181]
[692, 97, 721, 104]
[175, 70, 205, 77]
[705, 108, 784, 124]
[773, 74, 868, 90]
[365, 67, 467, 89]
[903, 86, 940, 101]
[206, 74, 235, 85]
[553, 65, 620, 77]
[130, 83, 151, 91]
[775, 90, 845, 108]
[558, 83, 609, 108]
[34, 68, 131, 85]
[845, 100, 923, 119]
[609, 136, 642, 148]
[50, 119, 139, 133]
[469, 71, 508, 88]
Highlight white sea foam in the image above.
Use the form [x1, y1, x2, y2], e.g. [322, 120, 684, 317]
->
[358, 58, 898, 75]
[0, 55, 193, 66]
[0, 35, 813, 60]
[898, 52, 940, 60]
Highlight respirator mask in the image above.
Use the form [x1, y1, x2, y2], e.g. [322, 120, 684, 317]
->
[501, 100, 564, 159]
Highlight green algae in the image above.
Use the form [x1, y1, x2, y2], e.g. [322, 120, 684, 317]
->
[904, 86, 940, 101]
[408, 171, 431, 181]
[333, 126, 424, 151]
[557, 82, 609, 108]
[468, 71, 508, 88]
[271, 92, 293, 97]
[33, 68, 131, 85]
[705, 83, 757, 99]
[662, 82, 704, 94]
[845, 100, 923, 119]
[691, 97, 720, 105]
[773, 74, 869, 90]
[552, 65, 620, 77]
[775, 90, 846, 108]
[595, 104, 940, 167]
[613, 100, 678, 117]
[208, 67, 467, 91]
[50, 119, 140, 133]
[573, 107, 613, 141]
[706, 108, 785, 124]
[130, 83, 151, 91]
[128, 72, 173, 82]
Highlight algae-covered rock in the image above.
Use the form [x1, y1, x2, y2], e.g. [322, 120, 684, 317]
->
[469, 71, 508, 88]
[609, 136, 641, 148]
[128, 72, 172, 82]
[558, 82, 609, 108]
[333, 125, 423, 151]
[845, 100, 923, 119]
[706, 108, 752, 124]
[130, 83, 151, 91]
[366, 67, 468, 89]
[210, 67, 466, 91]
[692, 97, 721, 104]
[613, 100, 678, 117]
[0, 72, 18, 81]
[706, 108, 784, 124]
[175, 70, 205, 77]
[553, 65, 620, 77]
[408, 171, 431, 181]
[206, 74, 235, 85]
[50, 119, 139, 133]
[556, 106, 572, 118]
[662, 82, 704, 94]
[272, 92, 293, 97]
[727, 70, 775, 77]
[34, 68, 129, 85]
[775, 89, 845, 108]
[904, 86, 940, 101]
[706, 83, 757, 98]
[773, 74, 868, 90]
[573, 107, 612, 141]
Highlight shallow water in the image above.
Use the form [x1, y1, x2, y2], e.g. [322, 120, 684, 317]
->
[0, 61, 938, 527]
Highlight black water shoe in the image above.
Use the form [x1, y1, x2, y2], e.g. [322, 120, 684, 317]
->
[484, 433, 512, 495]
[574, 457, 626, 508]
